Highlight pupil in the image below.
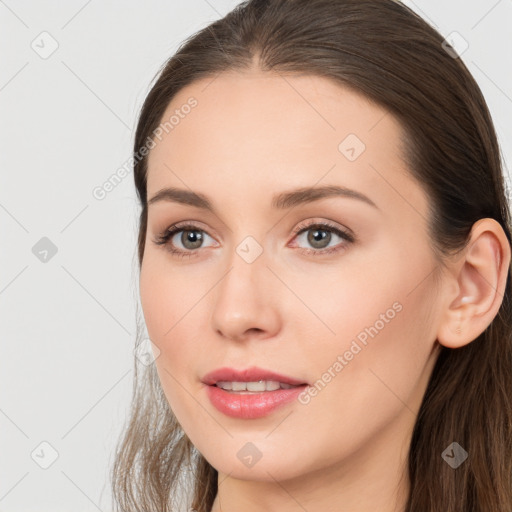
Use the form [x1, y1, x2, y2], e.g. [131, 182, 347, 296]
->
[183, 230, 202, 249]
[308, 228, 330, 248]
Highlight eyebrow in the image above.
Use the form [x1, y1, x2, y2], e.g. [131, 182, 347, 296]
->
[147, 185, 379, 212]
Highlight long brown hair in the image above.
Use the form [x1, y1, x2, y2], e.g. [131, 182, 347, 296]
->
[110, 1, 512, 510]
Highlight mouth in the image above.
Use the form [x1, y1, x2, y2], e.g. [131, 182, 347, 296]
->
[202, 366, 308, 392]
[202, 367, 309, 419]
[212, 380, 304, 393]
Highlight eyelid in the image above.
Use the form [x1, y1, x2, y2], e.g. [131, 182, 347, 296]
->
[153, 221, 218, 248]
[291, 218, 354, 239]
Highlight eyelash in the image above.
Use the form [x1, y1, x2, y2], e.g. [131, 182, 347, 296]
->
[152, 220, 355, 259]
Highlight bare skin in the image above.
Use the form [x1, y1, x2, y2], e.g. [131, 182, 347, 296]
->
[139, 68, 510, 512]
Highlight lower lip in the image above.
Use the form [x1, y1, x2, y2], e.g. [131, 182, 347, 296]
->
[205, 384, 307, 419]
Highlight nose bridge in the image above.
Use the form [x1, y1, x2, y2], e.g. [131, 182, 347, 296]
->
[210, 232, 279, 340]
[220, 213, 270, 283]
[218, 234, 267, 308]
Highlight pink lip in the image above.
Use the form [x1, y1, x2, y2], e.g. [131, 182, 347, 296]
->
[202, 366, 308, 420]
[201, 366, 307, 387]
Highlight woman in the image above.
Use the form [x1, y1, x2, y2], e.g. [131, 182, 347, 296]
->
[111, 1, 512, 511]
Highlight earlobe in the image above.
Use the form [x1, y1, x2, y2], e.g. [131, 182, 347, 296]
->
[437, 218, 511, 349]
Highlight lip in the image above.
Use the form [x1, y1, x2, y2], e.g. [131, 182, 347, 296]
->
[201, 366, 308, 387]
[202, 366, 308, 420]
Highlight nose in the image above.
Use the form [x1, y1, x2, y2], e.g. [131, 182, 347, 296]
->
[210, 248, 281, 343]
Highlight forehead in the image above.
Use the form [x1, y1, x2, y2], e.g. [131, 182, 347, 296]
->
[145, 71, 426, 218]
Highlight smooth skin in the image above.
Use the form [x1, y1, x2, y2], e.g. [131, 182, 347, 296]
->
[139, 68, 510, 512]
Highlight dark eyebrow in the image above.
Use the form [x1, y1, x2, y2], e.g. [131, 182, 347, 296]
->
[272, 185, 379, 210]
[147, 185, 379, 212]
[148, 187, 211, 209]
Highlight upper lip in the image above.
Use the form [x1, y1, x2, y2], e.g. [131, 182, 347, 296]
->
[202, 366, 308, 386]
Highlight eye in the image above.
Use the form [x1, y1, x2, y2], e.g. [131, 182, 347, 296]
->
[152, 222, 217, 259]
[290, 220, 355, 256]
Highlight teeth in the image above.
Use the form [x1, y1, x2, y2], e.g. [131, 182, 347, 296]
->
[247, 381, 279, 392]
[215, 380, 298, 392]
[232, 381, 247, 391]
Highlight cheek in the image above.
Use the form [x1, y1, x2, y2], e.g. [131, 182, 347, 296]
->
[139, 254, 191, 342]
[139, 253, 210, 374]
[139, 260, 203, 425]
[296, 258, 438, 430]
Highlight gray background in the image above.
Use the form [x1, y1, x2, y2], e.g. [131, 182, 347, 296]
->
[1, 1, 511, 511]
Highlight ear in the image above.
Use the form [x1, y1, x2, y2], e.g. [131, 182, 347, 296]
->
[437, 218, 511, 349]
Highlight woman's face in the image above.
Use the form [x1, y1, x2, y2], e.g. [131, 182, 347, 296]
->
[140, 71, 444, 484]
